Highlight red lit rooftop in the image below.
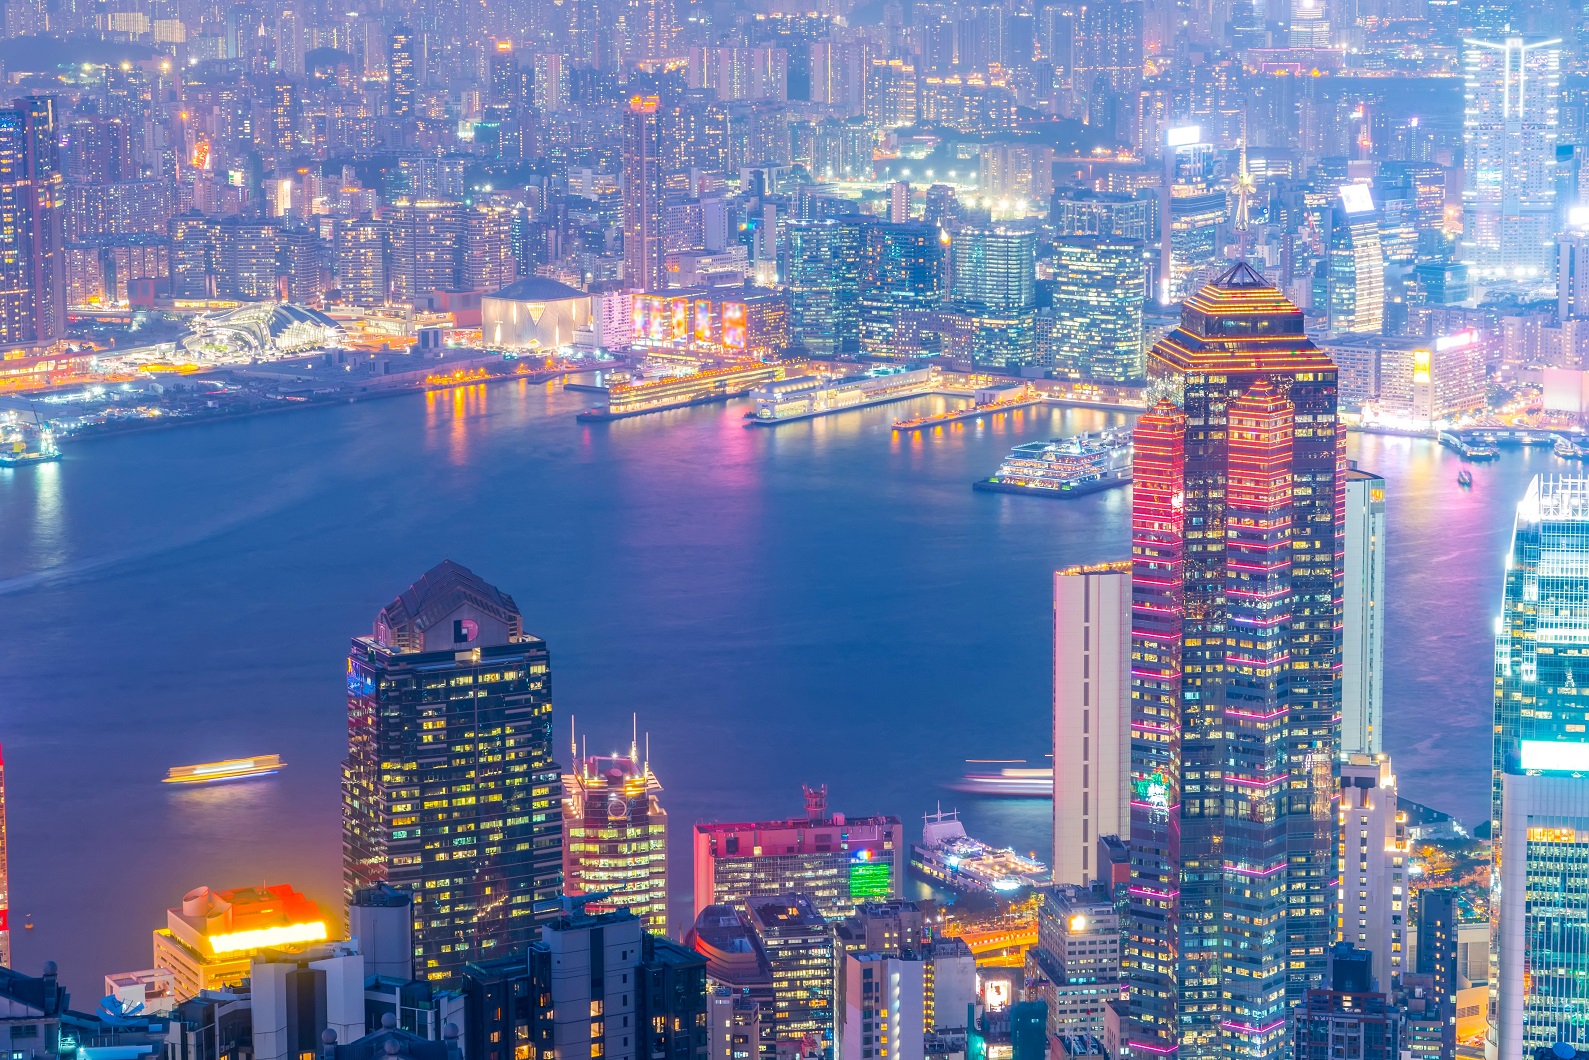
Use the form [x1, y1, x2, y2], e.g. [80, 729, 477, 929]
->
[1152, 261, 1337, 374]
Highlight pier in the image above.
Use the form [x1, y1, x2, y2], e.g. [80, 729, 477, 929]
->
[891, 384, 1043, 434]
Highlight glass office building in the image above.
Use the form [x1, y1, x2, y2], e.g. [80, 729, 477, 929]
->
[1492, 475, 1589, 1054]
[343, 561, 563, 983]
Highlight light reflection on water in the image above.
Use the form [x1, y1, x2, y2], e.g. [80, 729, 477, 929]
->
[0, 384, 1546, 988]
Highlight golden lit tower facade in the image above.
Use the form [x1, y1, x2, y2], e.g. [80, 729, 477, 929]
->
[343, 561, 563, 984]
[561, 724, 668, 935]
[1125, 263, 1343, 1060]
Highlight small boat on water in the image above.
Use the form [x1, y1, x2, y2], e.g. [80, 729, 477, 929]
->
[164, 755, 285, 785]
[1458, 469, 1473, 488]
[946, 764, 1053, 797]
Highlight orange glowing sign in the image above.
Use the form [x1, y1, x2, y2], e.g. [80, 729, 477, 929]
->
[722, 302, 747, 350]
[191, 140, 211, 170]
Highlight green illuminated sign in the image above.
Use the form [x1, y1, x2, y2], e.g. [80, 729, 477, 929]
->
[849, 862, 892, 899]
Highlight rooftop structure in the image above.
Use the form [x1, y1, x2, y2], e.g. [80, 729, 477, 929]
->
[151, 883, 330, 1000]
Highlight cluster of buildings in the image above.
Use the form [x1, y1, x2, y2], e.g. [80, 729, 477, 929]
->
[0, 0, 1587, 428]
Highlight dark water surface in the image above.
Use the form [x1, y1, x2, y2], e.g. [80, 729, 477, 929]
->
[0, 380, 1540, 991]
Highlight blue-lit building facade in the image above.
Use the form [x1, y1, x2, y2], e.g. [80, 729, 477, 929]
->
[859, 221, 944, 358]
[1491, 475, 1589, 1055]
[786, 218, 863, 355]
[1047, 236, 1145, 383]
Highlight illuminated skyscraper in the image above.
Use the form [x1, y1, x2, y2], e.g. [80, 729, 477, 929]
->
[622, 96, 665, 293]
[0, 97, 64, 347]
[621, 0, 677, 63]
[389, 25, 416, 119]
[858, 221, 943, 358]
[1490, 475, 1589, 1054]
[1125, 263, 1343, 1060]
[343, 561, 563, 983]
[1461, 37, 1561, 278]
[1048, 236, 1146, 382]
[1327, 186, 1385, 338]
[949, 226, 1038, 368]
[561, 726, 668, 935]
[384, 201, 462, 305]
[1334, 754, 1407, 993]
[1159, 128, 1226, 304]
[787, 218, 864, 355]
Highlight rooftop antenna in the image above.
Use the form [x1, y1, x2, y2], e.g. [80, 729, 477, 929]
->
[570, 716, 579, 775]
[1234, 109, 1257, 261]
[644, 731, 651, 775]
[631, 712, 638, 762]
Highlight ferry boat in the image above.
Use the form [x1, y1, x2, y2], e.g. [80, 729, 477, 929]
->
[973, 428, 1132, 497]
[1457, 469, 1473, 488]
[164, 755, 285, 785]
[946, 766, 1054, 797]
[910, 809, 1049, 896]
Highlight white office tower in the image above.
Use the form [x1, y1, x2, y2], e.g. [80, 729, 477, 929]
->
[838, 953, 925, 1060]
[1335, 754, 1408, 992]
[1341, 468, 1386, 757]
[1052, 563, 1131, 886]
[1461, 37, 1562, 279]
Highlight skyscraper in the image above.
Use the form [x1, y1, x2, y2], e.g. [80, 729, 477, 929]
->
[1126, 263, 1343, 1060]
[1160, 128, 1226, 304]
[1461, 36, 1561, 278]
[858, 221, 943, 358]
[343, 561, 563, 983]
[1328, 186, 1385, 338]
[622, 96, 665, 293]
[384, 201, 462, 305]
[389, 25, 417, 119]
[1048, 236, 1146, 382]
[1490, 474, 1589, 1053]
[786, 219, 864, 355]
[1052, 563, 1131, 888]
[561, 728, 668, 935]
[1334, 754, 1407, 992]
[1342, 467, 1385, 758]
[0, 97, 64, 347]
[949, 226, 1038, 367]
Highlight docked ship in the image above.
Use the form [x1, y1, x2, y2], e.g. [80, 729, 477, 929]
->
[910, 809, 1049, 896]
[973, 427, 1132, 497]
[0, 425, 60, 468]
[164, 755, 285, 785]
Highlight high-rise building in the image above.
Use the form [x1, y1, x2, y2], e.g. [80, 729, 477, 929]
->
[343, 561, 563, 983]
[1334, 754, 1408, 992]
[1461, 37, 1562, 278]
[1342, 467, 1386, 758]
[1126, 263, 1343, 1060]
[0, 97, 64, 347]
[1028, 883, 1124, 1039]
[335, 220, 386, 305]
[786, 219, 864, 355]
[621, 0, 677, 63]
[466, 899, 709, 1060]
[858, 221, 943, 358]
[1052, 563, 1131, 888]
[838, 952, 923, 1060]
[1490, 474, 1589, 1053]
[1292, 945, 1399, 1060]
[623, 96, 665, 293]
[692, 787, 903, 920]
[384, 201, 462, 305]
[1414, 888, 1459, 1005]
[743, 895, 836, 1052]
[0, 743, 8, 969]
[1159, 127, 1226, 304]
[561, 731, 668, 935]
[1048, 236, 1145, 382]
[1328, 186, 1385, 338]
[949, 226, 1038, 368]
[462, 206, 517, 293]
[889, 181, 909, 224]
[389, 25, 417, 118]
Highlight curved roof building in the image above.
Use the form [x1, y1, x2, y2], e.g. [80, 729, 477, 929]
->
[481, 276, 592, 351]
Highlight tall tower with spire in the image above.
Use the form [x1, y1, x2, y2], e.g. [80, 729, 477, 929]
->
[561, 717, 669, 935]
[1125, 263, 1344, 1060]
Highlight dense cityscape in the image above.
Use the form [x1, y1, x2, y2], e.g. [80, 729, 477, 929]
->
[1, 0, 1588, 1055]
